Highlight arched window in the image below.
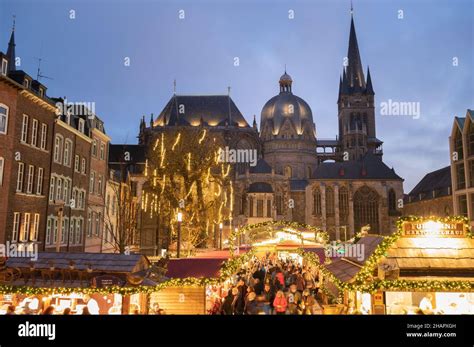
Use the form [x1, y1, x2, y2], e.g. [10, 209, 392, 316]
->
[240, 194, 246, 215]
[354, 186, 379, 234]
[388, 189, 396, 212]
[326, 187, 334, 217]
[339, 186, 349, 220]
[313, 188, 321, 216]
[285, 166, 292, 178]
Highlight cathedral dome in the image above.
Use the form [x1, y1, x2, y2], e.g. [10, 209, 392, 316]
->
[261, 71, 314, 136]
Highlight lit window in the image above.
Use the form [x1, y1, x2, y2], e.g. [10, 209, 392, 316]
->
[20, 213, 30, 241]
[26, 165, 34, 194]
[1, 58, 7, 75]
[100, 142, 105, 160]
[16, 162, 24, 192]
[78, 119, 85, 133]
[0, 104, 9, 135]
[92, 140, 97, 157]
[31, 214, 40, 241]
[90, 172, 95, 193]
[21, 114, 28, 143]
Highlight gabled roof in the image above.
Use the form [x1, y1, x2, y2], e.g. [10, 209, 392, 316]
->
[249, 158, 272, 174]
[155, 95, 250, 128]
[290, 179, 309, 191]
[407, 166, 451, 200]
[455, 116, 465, 131]
[314, 152, 403, 180]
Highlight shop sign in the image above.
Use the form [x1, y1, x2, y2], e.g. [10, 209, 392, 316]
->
[92, 275, 124, 288]
[402, 221, 467, 238]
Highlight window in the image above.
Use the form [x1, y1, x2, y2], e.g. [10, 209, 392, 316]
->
[31, 214, 40, 241]
[276, 194, 282, 215]
[81, 158, 86, 174]
[78, 190, 84, 209]
[76, 219, 82, 244]
[1, 58, 7, 75]
[285, 165, 292, 178]
[53, 218, 58, 244]
[61, 217, 67, 244]
[20, 213, 30, 241]
[36, 167, 43, 195]
[31, 119, 38, 146]
[313, 189, 322, 216]
[87, 210, 92, 237]
[249, 197, 254, 217]
[16, 162, 24, 192]
[339, 187, 349, 221]
[0, 104, 9, 134]
[0, 157, 4, 186]
[92, 140, 97, 157]
[49, 176, 55, 201]
[457, 163, 466, 190]
[458, 195, 468, 217]
[95, 213, 100, 236]
[39, 88, 44, 97]
[74, 155, 80, 172]
[388, 189, 397, 212]
[326, 187, 335, 216]
[454, 128, 464, 161]
[54, 135, 63, 163]
[469, 161, 474, 188]
[26, 165, 34, 194]
[12, 212, 20, 242]
[90, 172, 95, 193]
[98, 175, 103, 196]
[24, 78, 30, 89]
[78, 119, 85, 133]
[21, 114, 28, 143]
[63, 179, 69, 203]
[257, 200, 263, 217]
[266, 199, 272, 218]
[100, 143, 105, 160]
[64, 140, 72, 166]
[354, 186, 380, 234]
[69, 218, 76, 244]
[40, 124, 47, 149]
[46, 217, 52, 245]
[56, 178, 62, 201]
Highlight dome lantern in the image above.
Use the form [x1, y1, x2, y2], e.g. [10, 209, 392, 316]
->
[279, 70, 293, 93]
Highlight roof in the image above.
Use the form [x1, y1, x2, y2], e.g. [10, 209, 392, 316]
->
[455, 116, 465, 130]
[248, 182, 273, 193]
[314, 152, 403, 180]
[109, 144, 146, 163]
[6, 252, 149, 273]
[165, 258, 225, 279]
[154, 95, 250, 128]
[249, 158, 272, 174]
[290, 179, 309, 191]
[407, 166, 451, 201]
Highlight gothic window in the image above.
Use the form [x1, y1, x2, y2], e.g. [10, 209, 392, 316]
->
[354, 186, 380, 234]
[454, 128, 463, 160]
[266, 199, 272, 218]
[285, 166, 292, 178]
[276, 194, 282, 215]
[249, 197, 254, 217]
[257, 200, 264, 217]
[326, 187, 334, 217]
[339, 186, 349, 220]
[240, 194, 246, 215]
[313, 188, 322, 216]
[388, 189, 397, 212]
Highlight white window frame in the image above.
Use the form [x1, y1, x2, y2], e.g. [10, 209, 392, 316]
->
[31, 119, 38, 147]
[90, 171, 95, 193]
[76, 218, 82, 244]
[95, 212, 100, 236]
[46, 217, 52, 245]
[39, 88, 44, 98]
[20, 212, 30, 242]
[78, 118, 85, 133]
[54, 134, 63, 163]
[40, 123, 47, 150]
[87, 210, 92, 237]
[0, 103, 8, 135]
[61, 217, 68, 245]
[26, 165, 34, 194]
[24, 78, 30, 89]
[0, 157, 4, 186]
[36, 167, 43, 195]
[64, 139, 72, 166]
[49, 176, 55, 201]
[98, 175, 103, 196]
[12, 212, 20, 242]
[31, 214, 40, 241]
[92, 139, 97, 157]
[53, 218, 58, 244]
[100, 142, 105, 160]
[69, 218, 76, 244]
[74, 155, 80, 172]
[16, 162, 24, 192]
[56, 177, 62, 201]
[81, 158, 86, 174]
[1, 58, 7, 76]
[63, 179, 69, 203]
[21, 114, 28, 143]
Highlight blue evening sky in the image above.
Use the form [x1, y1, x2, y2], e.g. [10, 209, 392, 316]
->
[1, 0, 473, 192]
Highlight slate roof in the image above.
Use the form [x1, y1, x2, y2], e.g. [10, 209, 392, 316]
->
[249, 159, 272, 174]
[165, 258, 225, 279]
[109, 144, 146, 163]
[155, 95, 250, 128]
[248, 182, 273, 193]
[290, 179, 309, 191]
[6, 252, 149, 273]
[406, 166, 451, 202]
[314, 152, 402, 180]
[455, 116, 465, 130]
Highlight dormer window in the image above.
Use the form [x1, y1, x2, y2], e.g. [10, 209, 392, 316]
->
[24, 79, 30, 89]
[39, 87, 44, 97]
[65, 113, 71, 125]
[1, 59, 7, 76]
[78, 118, 85, 133]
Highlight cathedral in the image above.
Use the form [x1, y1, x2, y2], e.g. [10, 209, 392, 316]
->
[129, 13, 404, 253]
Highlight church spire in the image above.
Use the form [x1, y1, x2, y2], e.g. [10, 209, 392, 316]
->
[366, 66, 374, 95]
[6, 15, 16, 73]
[346, 9, 365, 92]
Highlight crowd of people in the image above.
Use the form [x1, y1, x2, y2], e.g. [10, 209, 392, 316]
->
[209, 253, 321, 315]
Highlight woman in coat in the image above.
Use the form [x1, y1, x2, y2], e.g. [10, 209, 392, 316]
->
[273, 290, 288, 315]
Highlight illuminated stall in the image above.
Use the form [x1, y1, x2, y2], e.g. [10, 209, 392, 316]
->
[316, 217, 474, 314]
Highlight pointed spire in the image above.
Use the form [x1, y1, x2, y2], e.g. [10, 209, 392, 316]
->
[341, 68, 349, 94]
[366, 66, 374, 95]
[252, 115, 257, 129]
[6, 15, 16, 73]
[338, 75, 343, 96]
[150, 113, 154, 127]
[346, 11, 365, 92]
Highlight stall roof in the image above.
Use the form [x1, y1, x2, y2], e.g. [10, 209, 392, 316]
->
[301, 247, 326, 263]
[166, 258, 225, 279]
[6, 252, 149, 273]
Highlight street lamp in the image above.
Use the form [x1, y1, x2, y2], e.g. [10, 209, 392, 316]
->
[177, 212, 183, 258]
[219, 222, 223, 250]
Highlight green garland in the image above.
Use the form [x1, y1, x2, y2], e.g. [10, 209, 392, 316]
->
[299, 216, 474, 294]
[0, 250, 255, 297]
[229, 220, 329, 256]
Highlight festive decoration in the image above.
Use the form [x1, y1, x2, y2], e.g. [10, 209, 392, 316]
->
[299, 216, 474, 295]
[229, 220, 329, 256]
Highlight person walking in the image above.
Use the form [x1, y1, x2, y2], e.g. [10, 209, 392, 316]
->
[222, 290, 234, 315]
[273, 290, 288, 315]
[244, 292, 258, 315]
[302, 289, 316, 315]
[286, 284, 302, 315]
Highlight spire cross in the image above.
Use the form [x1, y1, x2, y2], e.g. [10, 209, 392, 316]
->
[12, 15, 16, 32]
[350, 1, 353, 15]
[173, 79, 176, 94]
